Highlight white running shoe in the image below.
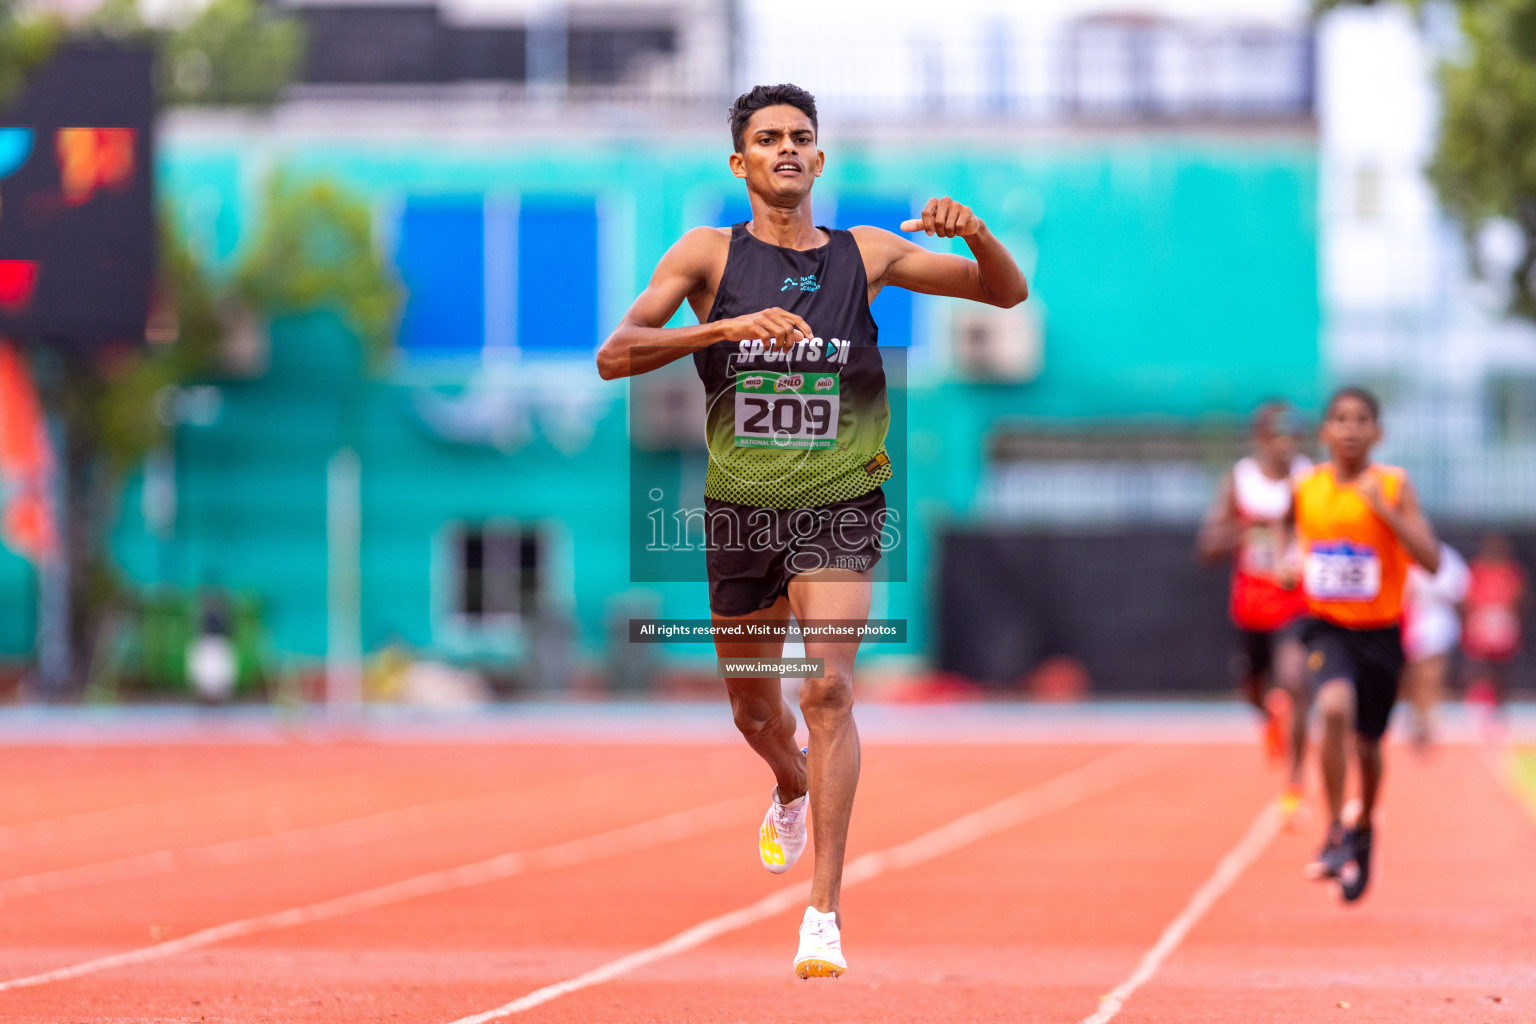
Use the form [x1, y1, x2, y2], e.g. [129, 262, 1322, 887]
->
[758, 787, 808, 873]
[794, 906, 846, 978]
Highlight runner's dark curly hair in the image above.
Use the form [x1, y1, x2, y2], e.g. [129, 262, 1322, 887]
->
[1324, 386, 1381, 422]
[729, 84, 818, 153]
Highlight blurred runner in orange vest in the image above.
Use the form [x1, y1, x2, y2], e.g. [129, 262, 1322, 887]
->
[1290, 387, 1440, 903]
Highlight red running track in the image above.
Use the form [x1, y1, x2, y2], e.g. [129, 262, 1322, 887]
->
[0, 729, 1531, 1022]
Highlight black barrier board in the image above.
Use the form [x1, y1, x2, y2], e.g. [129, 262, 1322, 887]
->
[0, 42, 155, 351]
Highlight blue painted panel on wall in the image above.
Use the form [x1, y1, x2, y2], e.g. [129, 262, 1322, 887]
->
[518, 197, 599, 350]
[837, 197, 913, 348]
[397, 199, 486, 355]
[716, 194, 751, 227]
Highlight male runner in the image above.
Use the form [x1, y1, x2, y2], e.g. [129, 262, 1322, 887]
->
[1290, 388, 1439, 903]
[1197, 402, 1310, 816]
[1402, 540, 1469, 749]
[1462, 531, 1526, 724]
[596, 83, 1028, 976]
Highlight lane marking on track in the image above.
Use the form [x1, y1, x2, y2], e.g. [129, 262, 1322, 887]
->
[0, 793, 762, 995]
[0, 749, 744, 904]
[0, 768, 391, 854]
[1478, 735, 1535, 821]
[444, 744, 1168, 1024]
[1079, 798, 1285, 1024]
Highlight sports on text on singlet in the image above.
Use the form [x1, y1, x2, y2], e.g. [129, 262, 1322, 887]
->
[694, 223, 892, 509]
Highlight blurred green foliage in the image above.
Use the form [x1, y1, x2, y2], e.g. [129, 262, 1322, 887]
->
[1430, 0, 1536, 319]
[1322, 0, 1536, 320]
[5, 0, 304, 108]
[94, 173, 400, 469]
[0, 2, 63, 105]
[157, 0, 305, 107]
[235, 172, 404, 367]
[96, 224, 226, 471]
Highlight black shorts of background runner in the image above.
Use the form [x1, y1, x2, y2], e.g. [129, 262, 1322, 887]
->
[704, 487, 886, 617]
[1233, 618, 1305, 686]
[1299, 617, 1404, 741]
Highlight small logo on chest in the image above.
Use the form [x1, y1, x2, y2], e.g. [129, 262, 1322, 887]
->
[781, 275, 820, 293]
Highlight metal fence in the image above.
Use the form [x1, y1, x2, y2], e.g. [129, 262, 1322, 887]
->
[744, 20, 1315, 124]
[286, 17, 1316, 126]
[978, 405, 1536, 528]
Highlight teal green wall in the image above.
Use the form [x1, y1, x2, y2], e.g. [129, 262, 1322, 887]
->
[95, 129, 1320, 670]
[160, 133, 1319, 417]
[0, 548, 33, 658]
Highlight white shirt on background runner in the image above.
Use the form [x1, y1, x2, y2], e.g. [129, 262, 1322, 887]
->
[1404, 543, 1471, 662]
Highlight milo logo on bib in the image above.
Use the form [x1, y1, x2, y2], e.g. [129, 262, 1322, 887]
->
[774, 374, 805, 393]
[734, 371, 840, 451]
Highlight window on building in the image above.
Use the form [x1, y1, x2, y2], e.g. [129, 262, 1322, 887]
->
[1354, 163, 1382, 221]
[1490, 376, 1536, 442]
[517, 197, 600, 351]
[396, 198, 486, 356]
[454, 524, 543, 623]
[297, 5, 527, 84]
[300, 5, 447, 84]
[567, 25, 676, 86]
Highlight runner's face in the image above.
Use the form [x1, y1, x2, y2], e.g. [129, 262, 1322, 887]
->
[730, 106, 823, 204]
[1255, 429, 1297, 467]
[1320, 396, 1380, 464]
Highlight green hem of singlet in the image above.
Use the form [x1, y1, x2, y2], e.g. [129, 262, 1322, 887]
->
[702, 456, 893, 510]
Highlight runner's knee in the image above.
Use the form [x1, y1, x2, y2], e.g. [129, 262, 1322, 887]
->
[1317, 681, 1352, 727]
[729, 691, 787, 738]
[799, 668, 853, 719]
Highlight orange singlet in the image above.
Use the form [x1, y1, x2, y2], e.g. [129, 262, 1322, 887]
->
[1294, 463, 1410, 629]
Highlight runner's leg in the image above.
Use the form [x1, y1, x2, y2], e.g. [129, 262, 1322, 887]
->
[786, 567, 871, 922]
[1355, 734, 1384, 825]
[716, 596, 807, 804]
[1316, 678, 1353, 825]
[1404, 654, 1446, 747]
[1275, 633, 1310, 789]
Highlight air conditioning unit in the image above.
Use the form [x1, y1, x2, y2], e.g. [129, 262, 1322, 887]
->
[952, 304, 1042, 383]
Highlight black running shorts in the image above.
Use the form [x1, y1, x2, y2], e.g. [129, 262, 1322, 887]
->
[1299, 617, 1404, 741]
[703, 487, 886, 617]
[1233, 618, 1305, 686]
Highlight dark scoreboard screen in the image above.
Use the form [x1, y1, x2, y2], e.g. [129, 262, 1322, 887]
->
[0, 42, 155, 352]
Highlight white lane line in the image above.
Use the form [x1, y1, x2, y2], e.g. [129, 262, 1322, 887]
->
[1080, 799, 1285, 1024]
[446, 744, 1168, 1024]
[0, 751, 742, 904]
[0, 793, 760, 994]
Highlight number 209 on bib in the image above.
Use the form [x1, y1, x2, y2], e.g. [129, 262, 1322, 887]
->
[734, 372, 840, 451]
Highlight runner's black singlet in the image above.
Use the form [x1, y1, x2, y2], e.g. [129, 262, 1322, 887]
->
[694, 223, 892, 509]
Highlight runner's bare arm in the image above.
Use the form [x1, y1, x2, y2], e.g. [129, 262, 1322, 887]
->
[850, 197, 1028, 307]
[597, 229, 814, 380]
[1360, 474, 1441, 573]
[1196, 471, 1243, 565]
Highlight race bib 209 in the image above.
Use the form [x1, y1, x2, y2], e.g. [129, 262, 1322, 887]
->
[734, 372, 839, 450]
[1304, 541, 1381, 601]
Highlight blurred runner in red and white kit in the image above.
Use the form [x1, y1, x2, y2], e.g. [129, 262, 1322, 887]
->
[1462, 532, 1526, 725]
[1198, 402, 1310, 818]
[1402, 542, 1469, 750]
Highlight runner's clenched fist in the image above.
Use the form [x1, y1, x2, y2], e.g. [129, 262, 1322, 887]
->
[900, 197, 982, 239]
